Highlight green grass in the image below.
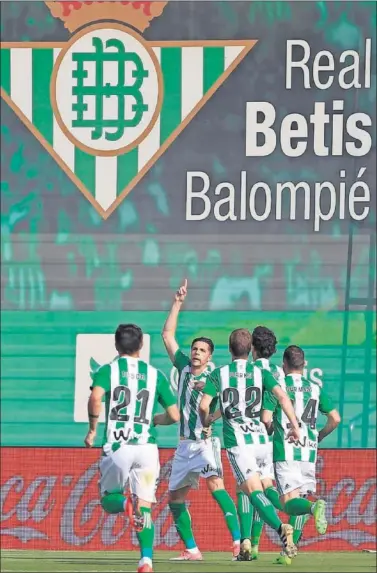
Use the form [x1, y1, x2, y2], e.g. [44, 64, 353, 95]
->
[1, 550, 375, 573]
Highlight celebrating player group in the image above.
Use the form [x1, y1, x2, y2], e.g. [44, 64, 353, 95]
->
[85, 279, 341, 573]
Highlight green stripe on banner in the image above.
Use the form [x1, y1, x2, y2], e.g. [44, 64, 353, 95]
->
[160, 47, 181, 144]
[75, 148, 95, 196]
[203, 47, 224, 93]
[1, 49, 11, 94]
[116, 148, 138, 196]
[32, 49, 54, 145]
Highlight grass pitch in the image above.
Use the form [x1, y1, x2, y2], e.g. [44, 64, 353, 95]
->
[1, 550, 376, 573]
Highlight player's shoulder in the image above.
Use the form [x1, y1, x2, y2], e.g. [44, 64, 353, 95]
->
[209, 364, 222, 376]
[137, 359, 166, 378]
[94, 362, 112, 375]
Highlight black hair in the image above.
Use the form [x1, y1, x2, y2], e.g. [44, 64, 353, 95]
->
[115, 324, 143, 355]
[251, 326, 277, 358]
[283, 345, 305, 370]
[191, 337, 214, 354]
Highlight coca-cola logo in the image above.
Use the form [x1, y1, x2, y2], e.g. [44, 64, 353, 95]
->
[1, 449, 376, 550]
[1, 459, 179, 547]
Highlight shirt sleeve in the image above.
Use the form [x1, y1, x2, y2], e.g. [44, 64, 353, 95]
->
[173, 349, 191, 373]
[91, 364, 111, 393]
[319, 389, 335, 414]
[202, 369, 220, 397]
[157, 371, 177, 409]
[261, 368, 278, 392]
[262, 390, 278, 411]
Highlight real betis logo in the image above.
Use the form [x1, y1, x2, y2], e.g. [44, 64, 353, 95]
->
[0, 1, 256, 218]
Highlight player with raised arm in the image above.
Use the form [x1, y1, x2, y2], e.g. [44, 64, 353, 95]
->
[85, 324, 180, 573]
[235, 326, 286, 561]
[199, 329, 301, 560]
[262, 344, 341, 565]
[162, 279, 241, 561]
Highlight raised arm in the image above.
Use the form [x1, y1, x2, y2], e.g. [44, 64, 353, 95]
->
[161, 279, 187, 363]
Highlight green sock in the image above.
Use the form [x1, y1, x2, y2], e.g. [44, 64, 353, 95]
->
[101, 493, 126, 514]
[237, 491, 252, 540]
[264, 486, 283, 511]
[169, 502, 198, 550]
[249, 490, 282, 531]
[285, 497, 313, 516]
[212, 489, 241, 542]
[289, 514, 310, 544]
[136, 508, 154, 561]
[250, 509, 264, 546]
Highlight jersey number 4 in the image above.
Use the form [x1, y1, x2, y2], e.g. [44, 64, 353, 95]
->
[110, 386, 150, 424]
[223, 387, 261, 420]
[288, 398, 318, 430]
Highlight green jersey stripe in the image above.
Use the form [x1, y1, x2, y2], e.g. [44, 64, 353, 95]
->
[32, 49, 54, 145]
[75, 147, 95, 196]
[1, 49, 11, 94]
[160, 47, 181, 143]
[218, 360, 268, 449]
[272, 374, 322, 463]
[135, 360, 147, 436]
[187, 388, 200, 441]
[179, 369, 190, 437]
[309, 449, 316, 463]
[203, 47, 224, 93]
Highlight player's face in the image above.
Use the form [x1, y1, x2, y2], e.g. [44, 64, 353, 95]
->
[190, 342, 212, 367]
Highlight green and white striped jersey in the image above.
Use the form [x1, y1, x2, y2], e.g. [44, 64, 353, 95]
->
[203, 359, 278, 449]
[262, 373, 334, 463]
[253, 358, 285, 443]
[92, 356, 176, 452]
[174, 349, 217, 441]
[253, 358, 285, 384]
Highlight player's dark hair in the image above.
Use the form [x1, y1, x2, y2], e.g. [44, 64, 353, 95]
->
[191, 337, 214, 354]
[115, 324, 143, 355]
[283, 345, 305, 371]
[229, 329, 252, 358]
[251, 326, 277, 358]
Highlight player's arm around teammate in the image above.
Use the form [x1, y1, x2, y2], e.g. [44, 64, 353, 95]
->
[161, 280, 242, 562]
[199, 329, 301, 560]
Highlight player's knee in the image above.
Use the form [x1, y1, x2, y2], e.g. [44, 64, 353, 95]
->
[168, 490, 185, 504]
[101, 493, 125, 514]
[262, 479, 274, 491]
[137, 499, 152, 514]
[206, 476, 224, 493]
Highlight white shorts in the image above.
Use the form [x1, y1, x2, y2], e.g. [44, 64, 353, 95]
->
[274, 461, 316, 496]
[99, 443, 160, 503]
[227, 442, 274, 486]
[169, 437, 223, 491]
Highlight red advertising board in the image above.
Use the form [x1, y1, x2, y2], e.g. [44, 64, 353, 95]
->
[1, 448, 376, 552]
